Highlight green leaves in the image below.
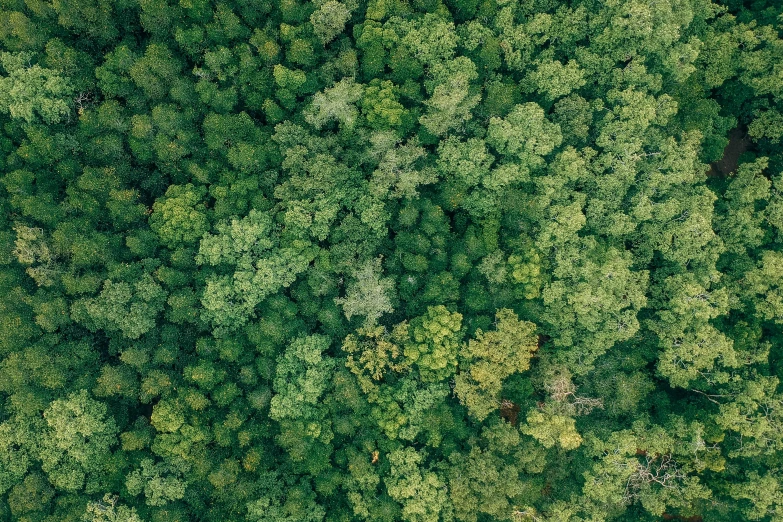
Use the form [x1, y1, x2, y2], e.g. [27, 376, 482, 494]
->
[270, 335, 335, 421]
[0, 52, 74, 124]
[270, 335, 336, 472]
[2, 1, 783, 521]
[405, 306, 463, 383]
[304, 77, 364, 129]
[455, 309, 537, 421]
[310, 0, 352, 45]
[486, 103, 562, 170]
[75, 274, 166, 340]
[197, 209, 315, 331]
[85, 494, 144, 522]
[419, 57, 480, 136]
[742, 251, 783, 325]
[385, 447, 447, 522]
[582, 421, 713, 517]
[335, 256, 396, 327]
[522, 409, 583, 450]
[150, 184, 209, 248]
[247, 474, 325, 522]
[126, 458, 186, 506]
[542, 240, 648, 371]
[39, 390, 118, 491]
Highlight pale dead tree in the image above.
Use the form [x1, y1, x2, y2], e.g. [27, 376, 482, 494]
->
[74, 91, 93, 114]
[544, 370, 603, 416]
[12, 224, 61, 287]
[511, 508, 541, 522]
[623, 453, 686, 504]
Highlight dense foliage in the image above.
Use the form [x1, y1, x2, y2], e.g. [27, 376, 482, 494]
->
[1, 0, 783, 520]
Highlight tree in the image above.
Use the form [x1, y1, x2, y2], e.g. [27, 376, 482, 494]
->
[128, 43, 184, 102]
[521, 408, 583, 450]
[714, 158, 771, 255]
[368, 134, 433, 199]
[581, 421, 712, 518]
[0, 51, 74, 124]
[196, 209, 315, 331]
[85, 494, 144, 522]
[404, 305, 463, 383]
[247, 473, 325, 522]
[0, 418, 37, 496]
[715, 375, 783, 458]
[486, 102, 563, 172]
[7, 471, 55, 520]
[742, 251, 783, 325]
[310, 0, 352, 45]
[50, 0, 119, 43]
[526, 59, 586, 101]
[541, 240, 648, 372]
[361, 80, 408, 130]
[447, 445, 525, 522]
[304, 77, 364, 129]
[419, 57, 481, 136]
[73, 273, 167, 340]
[455, 309, 537, 421]
[270, 335, 335, 421]
[149, 184, 210, 248]
[729, 471, 783, 522]
[39, 390, 119, 492]
[126, 458, 186, 506]
[385, 447, 448, 522]
[335, 256, 396, 327]
[269, 335, 336, 472]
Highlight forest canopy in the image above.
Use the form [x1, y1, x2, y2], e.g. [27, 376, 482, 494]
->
[1, 0, 783, 521]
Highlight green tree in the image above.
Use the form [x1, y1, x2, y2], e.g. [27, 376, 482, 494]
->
[149, 183, 209, 248]
[385, 447, 447, 522]
[0, 51, 74, 124]
[335, 256, 396, 327]
[304, 76, 364, 129]
[50, 0, 120, 42]
[39, 390, 119, 492]
[419, 57, 481, 136]
[270, 335, 336, 472]
[73, 273, 167, 340]
[85, 494, 144, 522]
[197, 209, 315, 331]
[487, 102, 563, 166]
[455, 308, 537, 421]
[126, 458, 186, 506]
[404, 305, 463, 383]
[310, 0, 352, 45]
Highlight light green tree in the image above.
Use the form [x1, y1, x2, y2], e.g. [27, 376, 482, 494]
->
[304, 77, 364, 129]
[455, 309, 537, 421]
[335, 256, 396, 327]
[39, 390, 118, 491]
[0, 52, 74, 124]
[197, 209, 315, 331]
[74, 273, 167, 340]
[419, 57, 481, 136]
[486, 102, 563, 171]
[149, 184, 210, 248]
[404, 306, 463, 383]
[126, 458, 186, 506]
[385, 447, 448, 522]
[85, 494, 144, 522]
[310, 0, 352, 45]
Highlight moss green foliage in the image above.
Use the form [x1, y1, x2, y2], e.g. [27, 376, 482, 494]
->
[2, 0, 783, 520]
